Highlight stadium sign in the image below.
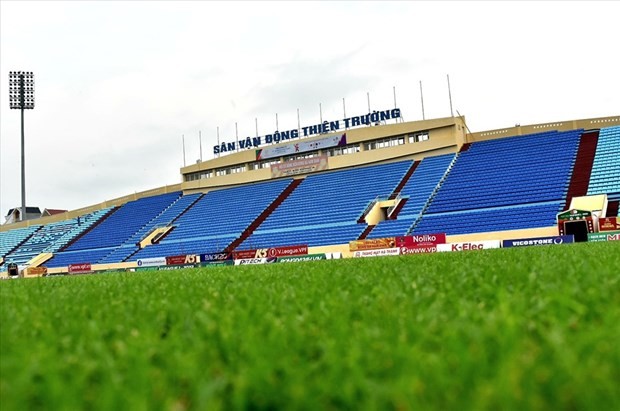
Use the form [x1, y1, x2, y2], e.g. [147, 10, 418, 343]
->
[213, 108, 402, 155]
[396, 233, 446, 247]
[201, 252, 232, 262]
[234, 258, 277, 265]
[502, 235, 574, 248]
[271, 156, 328, 178]
[159, 264, 197, 271]
[353, 248, 400, 258]
[587, 230, 620, 242]
[277, 254, 327, 263]
[165, 254, 200, 266]
[437, 240, 501, 252]
[599, 217, 619, 232]
[136, 257, 166, 267]
[258, 135, 345, 161]
[233, 245, 308, 260]
[68, 263, 92, 274]
[400, 245, 437, 254]
[349, 237, 396, 251]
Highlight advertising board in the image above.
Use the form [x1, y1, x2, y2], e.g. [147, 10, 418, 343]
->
[277, 254, 327, 263]
[271, 156, 328, 178]
[437, 240, 501, 252]
[502, 235, 574, 248]
[587, 230, 620, 242]
[396, 233, 446, 247]
[349, 237, 396, 251]
[68, 263, 92, 274]
[352, 248, 400, 258]
[201, 252, 233, 262]
[233, 258, 277, 265]
[165, 255, 200, 266]
[399, 245, 438, 254]
[599, 217, 620, 232]
[233, 245, 308, 260]
[136, 257, 166, 267]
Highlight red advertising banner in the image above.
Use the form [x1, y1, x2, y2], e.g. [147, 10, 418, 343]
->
[233, 249, 265, 260]
[68, 263, 92, 274]
[349, 237, 396, 251]
[234, 245, 308, 260]
[599, 217, 620, 232]
[396, 233, 446, 247]
[165, 254, 200, 266]
[267, 245, 308, 257]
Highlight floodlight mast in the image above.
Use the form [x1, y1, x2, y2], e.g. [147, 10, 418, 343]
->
[9, 71, 35, 222]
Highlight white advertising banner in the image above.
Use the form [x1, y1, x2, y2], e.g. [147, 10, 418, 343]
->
[257, 133, 346, 160]
[136, 257, 167, 267]
[437, 240, 501, 252]
[234, 258, 271, 266]
[352, 248, 401, 258]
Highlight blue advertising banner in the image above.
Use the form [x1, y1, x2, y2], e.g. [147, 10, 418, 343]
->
[200, 252, 233, 263]
[502, 235, 574, 248]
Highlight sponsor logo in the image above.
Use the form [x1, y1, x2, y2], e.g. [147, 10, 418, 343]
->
[234, 249, 268, 259]
[234, 245, 308, 260]
[159, 264, 196, 271]
[137, 257, 166, 267]
[353, 248, 400, 258]
[502, 235, 574, 248]
[200, 253, 232, 262]
[234, 258, 269, 265]
[599, 217, 620, 232]
[267, 245, 308, 257]
[349, 238, 396, 251]
[437, 240, 501, 252]
[278, 254, 327, 263]
[68, 263, 92, 274]
[24, 266, 48, 276]
[166, 255, 200, 266]
[396, 233, 446, 247]
[399, 245, 437, 254]
[588, 231, 620, 242]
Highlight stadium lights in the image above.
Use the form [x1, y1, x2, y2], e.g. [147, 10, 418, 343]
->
[9, 71, 35, 222]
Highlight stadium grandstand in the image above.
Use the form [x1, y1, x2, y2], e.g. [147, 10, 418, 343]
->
[1, 113, 619, 276]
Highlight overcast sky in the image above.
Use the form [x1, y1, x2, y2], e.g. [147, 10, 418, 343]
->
[1, 1, 618, 220]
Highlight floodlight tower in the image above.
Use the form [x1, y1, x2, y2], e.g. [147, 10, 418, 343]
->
[9, 71, 35, 221]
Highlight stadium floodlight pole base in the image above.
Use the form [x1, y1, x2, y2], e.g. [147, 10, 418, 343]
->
[21, 107, 26, 221]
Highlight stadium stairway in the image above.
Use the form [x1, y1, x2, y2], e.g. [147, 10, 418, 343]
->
[357, 161, 420, 238]
[563, 129, 599, 210]
[98, 193, 204, 264]
[357, 224, 376, 240]
[410, 130, 582, 236]
[58, 207, 118, 252]
[365, 153, 458, 239]
[128, 179, 294, 259]
[389, 161, 420, 200]
[46, 192, 182, 268]
[238, 161, 413, 249]
[225, 179, 303, 253]
[1, 209, 113, 269]
[0, 225, 42, 270]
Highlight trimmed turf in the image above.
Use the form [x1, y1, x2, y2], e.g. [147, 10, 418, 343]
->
[1, 242, 619, 410]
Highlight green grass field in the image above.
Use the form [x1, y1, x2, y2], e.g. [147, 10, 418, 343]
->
[1, 242, 619, 411]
